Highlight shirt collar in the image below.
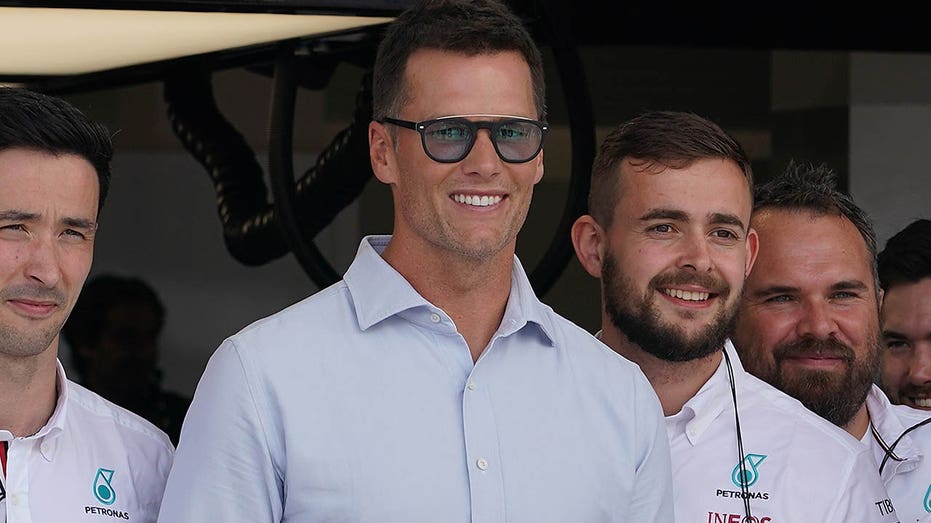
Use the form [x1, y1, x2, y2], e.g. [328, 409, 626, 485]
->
[344, 235, 554, 345]
[31, 360, 68, 460]
[679, 341, 741, 444]
[866, 384, 922, 463]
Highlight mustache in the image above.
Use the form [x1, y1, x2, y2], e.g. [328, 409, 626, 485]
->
[651, 270, 729, 296]
[0, 284, 66, 306]
[774, 336, 854, 362]
[899, 384, 931, 399]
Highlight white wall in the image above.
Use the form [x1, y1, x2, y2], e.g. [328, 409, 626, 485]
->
[850, 53, 931, 247]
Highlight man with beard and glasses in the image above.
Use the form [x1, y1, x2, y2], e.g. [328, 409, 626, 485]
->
[572, 110, 896, 522]
[732, 163, 931, 522]
[0, 87, 173, 521]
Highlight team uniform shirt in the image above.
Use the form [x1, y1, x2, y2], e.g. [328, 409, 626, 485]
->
[158, 235, 674, 523]
[667, 341, 898, 522]
[864, 384, 931, 523]
[0, 361, 174, 523]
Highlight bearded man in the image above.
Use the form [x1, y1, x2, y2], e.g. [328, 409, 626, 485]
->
[732, 161, 931, 522]
[572, 111, 896, 522]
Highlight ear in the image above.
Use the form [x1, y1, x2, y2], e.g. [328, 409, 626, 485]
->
[744, 227, 760, 277]
[369, 120, 397, 185]
[571, 214, 607, 278]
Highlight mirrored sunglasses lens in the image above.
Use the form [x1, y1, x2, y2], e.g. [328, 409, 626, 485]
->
[494, 121, 542, 161]
[423, 120, 473, 161]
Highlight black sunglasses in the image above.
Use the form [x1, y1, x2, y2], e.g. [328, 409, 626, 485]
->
[382, 115, 548, 163]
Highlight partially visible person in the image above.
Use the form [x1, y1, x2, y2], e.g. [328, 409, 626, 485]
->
[62, 273, 191, 445]
[572, 111, 897, 522]
[732, 162, 928, 522]
[877, 218, 931, 412]
[158, 1, 674, 522]
[0, 87, 173, 521]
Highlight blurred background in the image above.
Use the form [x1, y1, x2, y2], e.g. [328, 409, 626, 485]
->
[2, 2, 928, 401]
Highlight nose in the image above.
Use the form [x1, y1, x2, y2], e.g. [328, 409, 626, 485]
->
[24, 234, 63, 288]
[795, 299, 838, 340]
[677, 233, 713, 273]
[908, 341, 931, 385]
[461, 129, 502, 176]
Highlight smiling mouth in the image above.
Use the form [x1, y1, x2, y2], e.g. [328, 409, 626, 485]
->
[452, 194, 502, 207]
[662, 288, 711, 302]
[908, 397, 931, 409]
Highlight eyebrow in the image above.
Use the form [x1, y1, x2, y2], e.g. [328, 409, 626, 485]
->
[639, 208, 746, 230]
[0, 210, 97, 230]
[881, 329, 908, 340]
[62, 217, 98, 231]
[748, 284, 798, 299]
[830, 280, 870, 293]
[0, 210, 39, 221]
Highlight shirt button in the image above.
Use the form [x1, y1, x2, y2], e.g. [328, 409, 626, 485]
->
[430, 313, 441, 323]
[467, 380, 476, 391]
[476, 458, 489, 471]
[11, 493, 19, 505]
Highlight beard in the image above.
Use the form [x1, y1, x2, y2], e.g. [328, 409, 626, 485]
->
[758, 336, 878, 427]
[602, 252, 737, 362]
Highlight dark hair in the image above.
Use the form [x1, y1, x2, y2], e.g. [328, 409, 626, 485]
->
[62, 274, 165, 377]
[877, 218, 931, 291]
[0, 87, 112, 212]
[754, 160, 878, 285]
[588, 110, 753, 228]
[372, 0, 545, 122]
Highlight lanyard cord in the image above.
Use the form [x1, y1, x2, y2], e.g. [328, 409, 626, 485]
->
[877, 415, 931, 475]
[723, 350, 753, 521]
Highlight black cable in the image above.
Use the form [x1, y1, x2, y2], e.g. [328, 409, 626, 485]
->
[878, 415, 931, 475]
[723, 349, 753, 521]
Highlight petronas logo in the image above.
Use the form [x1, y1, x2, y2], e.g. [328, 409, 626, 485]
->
[93, 468, 116, 505]
[731, 453, 767, 488]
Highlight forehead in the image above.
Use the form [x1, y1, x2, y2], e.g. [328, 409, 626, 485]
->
[0, 147, 99, 218]
[402, 49, 536, 119]
[881, 278, 931, 327]
[615, 157, 752, 223]
[749, 209, 874, 287]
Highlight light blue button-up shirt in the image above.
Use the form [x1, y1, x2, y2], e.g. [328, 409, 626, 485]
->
[158, 235, 673, 522]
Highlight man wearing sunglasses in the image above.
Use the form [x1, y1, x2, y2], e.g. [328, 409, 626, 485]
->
[158, 1, 673, 522]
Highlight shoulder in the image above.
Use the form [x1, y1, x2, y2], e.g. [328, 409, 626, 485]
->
[226, 280, 354, 349]
[889, 402, 931, 425]
[739, 372, 864, 452]
[542, 308, 650, 379]
[64, 380, 174, 456]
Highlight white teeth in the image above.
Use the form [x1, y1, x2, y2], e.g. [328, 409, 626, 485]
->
[663, 288, 710, 301]
[453, 194, 502, 207]
[913, 398, 931, 408]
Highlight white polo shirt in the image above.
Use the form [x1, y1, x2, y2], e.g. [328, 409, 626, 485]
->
[864, 384, 931, 523]
[667, 341, 898, 522]
[0, 361, 174, 523]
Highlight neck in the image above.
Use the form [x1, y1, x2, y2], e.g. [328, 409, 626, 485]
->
[382, 236, 514, 362]
[0, 345, 59, 438]
[599, 321, 723, 416]
[844, 402, 871, 440]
